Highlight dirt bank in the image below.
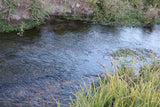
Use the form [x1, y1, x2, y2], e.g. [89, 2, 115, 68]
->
[0, 0, 160, 32]
[0, 0, 92, 24]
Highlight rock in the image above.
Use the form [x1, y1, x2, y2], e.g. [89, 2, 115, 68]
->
[76, 3, 80, 8]
[11, 15, 21, 21]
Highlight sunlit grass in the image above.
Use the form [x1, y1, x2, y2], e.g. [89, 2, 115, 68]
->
[59, 57, 160, 107]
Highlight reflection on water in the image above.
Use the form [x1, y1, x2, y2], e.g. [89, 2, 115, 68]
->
[0, 20, 160, 106]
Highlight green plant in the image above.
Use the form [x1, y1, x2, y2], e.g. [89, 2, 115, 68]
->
[60, 58, 160, 107]
[27, 0, 49, 21]
[0, 0, 48, 32]
[144, 0, 160, 6]
[0, 0, 18, 16]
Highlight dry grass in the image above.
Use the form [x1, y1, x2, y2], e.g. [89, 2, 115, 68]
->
[59, 58, 160, 107]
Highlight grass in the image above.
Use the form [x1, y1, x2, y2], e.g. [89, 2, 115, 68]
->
[0, 0, 18, 16]
[110, 48, 156, 61]
[58, 57, 160, 107]
[0, 0, 48, 32]
[90, 0, 160, 26]
[58, 0, 160, 27]
[111, 49, 138, 59]
[0, 19, 43, 32]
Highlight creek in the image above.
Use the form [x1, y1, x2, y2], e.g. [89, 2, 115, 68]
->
[0, 20, 160, 106]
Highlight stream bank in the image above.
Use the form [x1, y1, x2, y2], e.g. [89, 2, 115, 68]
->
[0, 0, 160, 32]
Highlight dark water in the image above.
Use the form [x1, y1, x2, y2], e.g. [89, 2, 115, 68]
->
[0, 20, 160, 106]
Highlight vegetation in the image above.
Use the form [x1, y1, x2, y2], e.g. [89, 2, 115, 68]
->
[0, 0, 48, 32]
[60, 58, 160, 107]
[111, 48, 156, 61]
[111, 49, 138, 59]
[0, 19, 43, 32]
[89, 0, 160, 26]
[0, 0, 160, 32]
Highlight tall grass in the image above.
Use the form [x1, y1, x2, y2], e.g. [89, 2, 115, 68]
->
[88, 0, 160, 26]
[61, 58, 160, 107]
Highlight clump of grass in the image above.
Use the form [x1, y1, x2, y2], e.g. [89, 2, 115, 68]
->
[111, 48, 156, 61]
[0, 0, 18, 16]
[27, 0, 49, 21]
[0, 19, 43, 32]
[61, 58, 160, 107]
[111, 49, 137, 59]
[102, 0, 131, 24]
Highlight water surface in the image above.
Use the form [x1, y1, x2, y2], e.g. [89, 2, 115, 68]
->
[0, 20, 160, 106]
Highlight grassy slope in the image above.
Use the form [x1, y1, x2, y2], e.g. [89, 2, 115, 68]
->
[0, 0, 46, 32]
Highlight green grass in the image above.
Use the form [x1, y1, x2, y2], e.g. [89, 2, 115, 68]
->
[111, 49, 138, 58]
[59, 58, 160, 107]
[0, 19, 43, 32]
[110, 48, 156, 61]
[58, 0, 160, 27]
[0, 0, 48, 32]
[90, 0, 160, 26]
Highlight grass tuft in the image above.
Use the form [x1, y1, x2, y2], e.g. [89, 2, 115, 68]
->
[60, 58, 160, 107]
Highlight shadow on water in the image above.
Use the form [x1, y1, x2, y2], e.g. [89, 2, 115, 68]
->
[0, 19, 160, 106]
[41, 19, 91, 35]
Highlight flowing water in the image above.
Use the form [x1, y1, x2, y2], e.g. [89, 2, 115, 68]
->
[0, 20, 160, 106]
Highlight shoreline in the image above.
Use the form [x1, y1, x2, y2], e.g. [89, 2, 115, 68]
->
[0, 0, 160, 33]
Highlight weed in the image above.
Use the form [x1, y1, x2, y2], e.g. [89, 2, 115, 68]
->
[27, 0, 49, 21]
[61, 58, 160, 107]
